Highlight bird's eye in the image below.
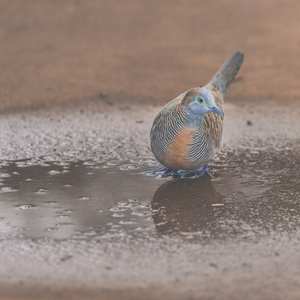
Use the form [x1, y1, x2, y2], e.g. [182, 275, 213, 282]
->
[197, 97, 204, 103]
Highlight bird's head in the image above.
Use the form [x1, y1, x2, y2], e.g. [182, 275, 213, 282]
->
[181, 87, 223, 118]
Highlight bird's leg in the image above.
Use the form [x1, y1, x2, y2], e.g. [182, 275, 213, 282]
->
[153, 167, 178, 177]
[167, 169, 179, 177]
[152, 167, 168, 174]
[195, 164, 214, 178]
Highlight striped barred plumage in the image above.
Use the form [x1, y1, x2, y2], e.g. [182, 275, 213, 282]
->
[150, 51, 244, 174]
[186, 122, 215, 169]
[150, 99, 189, 165]
[151, 99, 223, 171]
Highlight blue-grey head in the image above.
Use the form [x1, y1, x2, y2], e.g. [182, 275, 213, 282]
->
[181, 87, 223, 118]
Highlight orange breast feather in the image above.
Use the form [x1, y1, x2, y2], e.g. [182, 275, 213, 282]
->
[164, 128, 195, 170]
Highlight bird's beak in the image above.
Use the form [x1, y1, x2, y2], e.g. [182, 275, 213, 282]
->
[210, 106, 224, 116]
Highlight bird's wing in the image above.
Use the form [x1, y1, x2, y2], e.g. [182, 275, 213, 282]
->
[203, 111, 223, 150]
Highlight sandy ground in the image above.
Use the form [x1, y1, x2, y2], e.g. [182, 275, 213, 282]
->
[1, 0, 300, 113]
[0, 1, 300, 300]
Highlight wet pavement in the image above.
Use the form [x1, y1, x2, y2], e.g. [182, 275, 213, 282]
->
[0, 102, 299, 300]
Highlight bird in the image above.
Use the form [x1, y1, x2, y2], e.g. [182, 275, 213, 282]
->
[150, 51, 244, 177]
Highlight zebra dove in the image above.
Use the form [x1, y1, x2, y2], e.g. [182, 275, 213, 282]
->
[150, 51, 244, 177]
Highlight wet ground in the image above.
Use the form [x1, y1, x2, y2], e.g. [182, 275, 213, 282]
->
[0, 101, 299, 300]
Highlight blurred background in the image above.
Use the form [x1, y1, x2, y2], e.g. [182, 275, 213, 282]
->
[1, 0, 300, 112]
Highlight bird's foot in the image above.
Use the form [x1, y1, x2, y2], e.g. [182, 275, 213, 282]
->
[153, 165, 213, 178]
[153, 167, 179, 178]
[194, 164, 214, 178]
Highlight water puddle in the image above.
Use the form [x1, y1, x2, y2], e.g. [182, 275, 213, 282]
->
[0, 159, 158, 240]
[0, 147, 298, 242]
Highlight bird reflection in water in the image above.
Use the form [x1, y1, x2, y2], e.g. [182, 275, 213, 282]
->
[152, 176, 223, 236]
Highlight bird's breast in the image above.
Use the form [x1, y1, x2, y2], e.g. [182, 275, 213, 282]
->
[163, 127, 196, 170]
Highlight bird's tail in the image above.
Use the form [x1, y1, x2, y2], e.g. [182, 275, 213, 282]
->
[208, 51, 244, 97]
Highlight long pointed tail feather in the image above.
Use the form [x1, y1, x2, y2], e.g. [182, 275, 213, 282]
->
[209, 51, 244, 97]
